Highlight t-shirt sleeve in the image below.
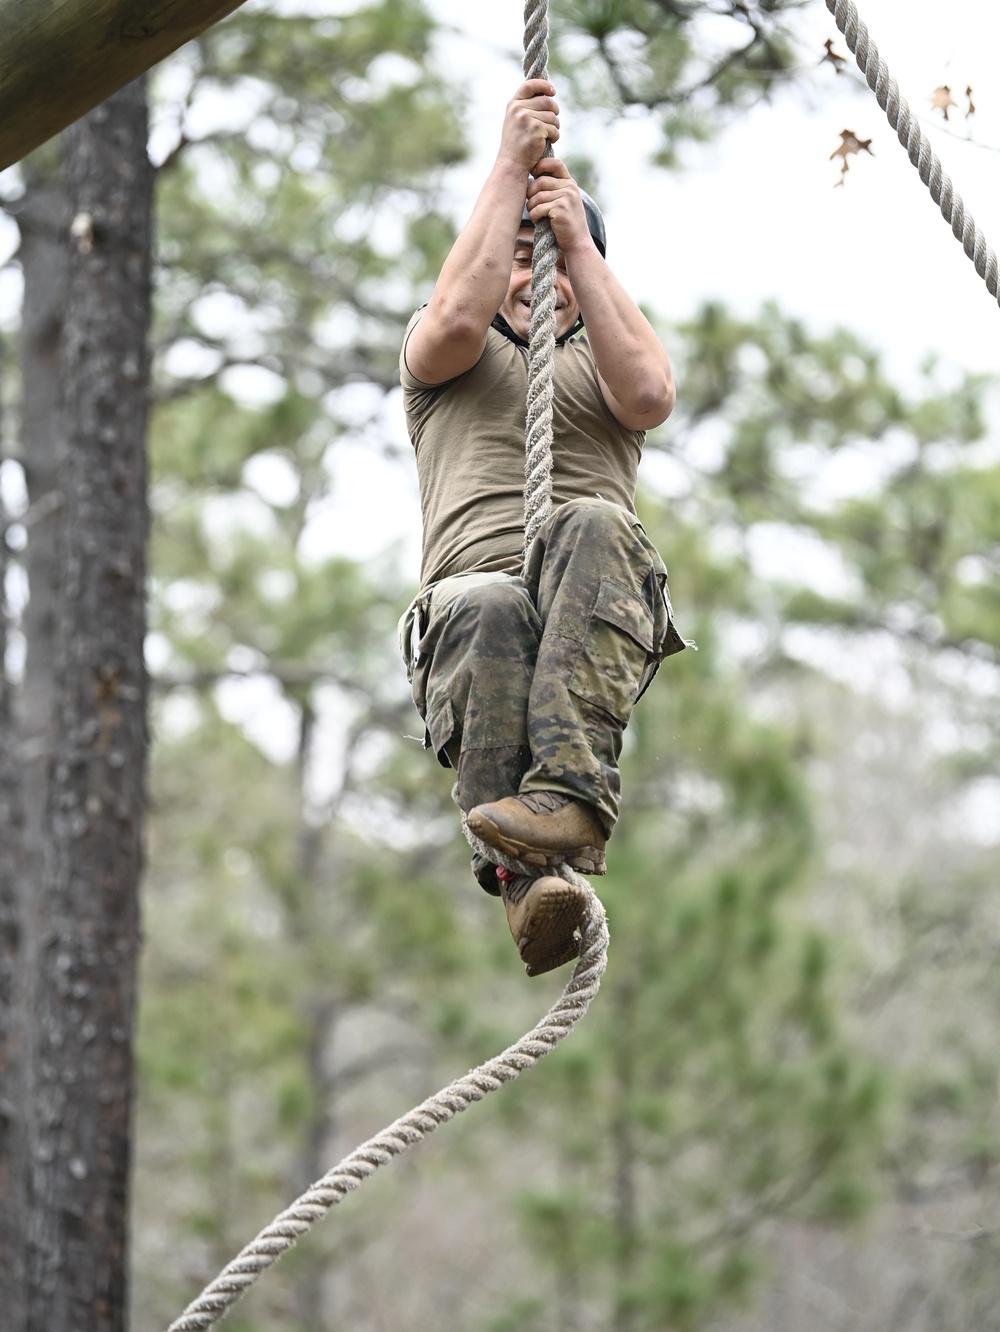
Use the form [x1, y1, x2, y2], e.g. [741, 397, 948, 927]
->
[399, 307, 428, 389]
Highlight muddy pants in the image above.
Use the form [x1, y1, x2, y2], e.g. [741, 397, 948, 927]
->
[400, 498, 684, 886]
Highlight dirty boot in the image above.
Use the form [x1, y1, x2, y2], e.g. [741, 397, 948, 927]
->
[497, 867, 590, 977]
[468, 791, 606, 874]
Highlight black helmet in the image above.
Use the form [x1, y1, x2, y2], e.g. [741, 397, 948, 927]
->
[521, 182, 607, 257]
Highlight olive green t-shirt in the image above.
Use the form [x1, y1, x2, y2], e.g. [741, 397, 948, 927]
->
[400, 312, 645, 590]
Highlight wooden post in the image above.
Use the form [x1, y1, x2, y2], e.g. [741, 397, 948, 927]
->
[0, 0, 248, 170]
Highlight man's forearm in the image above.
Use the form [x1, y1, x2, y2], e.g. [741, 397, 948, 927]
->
[567, 246, 674, 429]
[427, 157, 527, 334]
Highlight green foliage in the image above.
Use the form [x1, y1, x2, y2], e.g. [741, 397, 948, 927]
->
[550, 0, 810, 163]
[153, 0, 463, 408]
[477, 290, 998, 1325]
[483, 494, 884, 1329]
[131, 7, 487, 1326]
[655, 302, 999, 665]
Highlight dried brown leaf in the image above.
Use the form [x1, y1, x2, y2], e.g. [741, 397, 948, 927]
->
[930, 85, 958, 120]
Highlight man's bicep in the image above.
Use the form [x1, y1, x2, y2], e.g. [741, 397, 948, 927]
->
[403, 311, 487, 386]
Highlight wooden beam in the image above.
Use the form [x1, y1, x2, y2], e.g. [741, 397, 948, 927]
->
[0, 0, 249, 171]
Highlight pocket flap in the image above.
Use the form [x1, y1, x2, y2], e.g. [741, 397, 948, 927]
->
[594, 577, 655, 653]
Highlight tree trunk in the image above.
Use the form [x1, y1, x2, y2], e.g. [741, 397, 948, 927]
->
[0, 0, 248, 171]
[0, 331, 28, 1332]
[18, 162, 68, 857]
[26, 76, 153, 1332]
[16, 168, 69, 1178]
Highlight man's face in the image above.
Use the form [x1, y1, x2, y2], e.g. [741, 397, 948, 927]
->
[498, 226, 581, 341]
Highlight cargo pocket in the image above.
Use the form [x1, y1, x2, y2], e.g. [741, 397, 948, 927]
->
[569, 576, 656, 724]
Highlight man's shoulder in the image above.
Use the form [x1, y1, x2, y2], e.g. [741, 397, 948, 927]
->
[401, 310, 515, 394]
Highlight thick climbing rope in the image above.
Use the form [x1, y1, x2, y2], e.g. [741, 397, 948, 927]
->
[165, 4, 609, 1330]
[825, 0, 1000, 307]
[462, 0, 590, 881]
[521, 0, 559, 551]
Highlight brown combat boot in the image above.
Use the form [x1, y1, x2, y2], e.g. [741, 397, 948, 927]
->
[497, 868, 590, 977]
[468, 791, 607, 874]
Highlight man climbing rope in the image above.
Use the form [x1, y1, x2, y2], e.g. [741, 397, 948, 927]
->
[399, 78, 685, 977]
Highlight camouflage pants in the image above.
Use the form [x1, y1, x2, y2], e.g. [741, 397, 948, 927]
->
[401, 498, 684, 862]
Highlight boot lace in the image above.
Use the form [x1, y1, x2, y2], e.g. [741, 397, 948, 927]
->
[514, 790, 574, 816]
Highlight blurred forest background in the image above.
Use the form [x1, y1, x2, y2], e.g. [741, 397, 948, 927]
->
[1, 2, 998, 1330]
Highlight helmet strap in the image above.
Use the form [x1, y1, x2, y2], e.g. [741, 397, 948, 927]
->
[491, 312, 584, 348]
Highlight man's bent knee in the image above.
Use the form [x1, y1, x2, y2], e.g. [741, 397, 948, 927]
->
[450, 578, 538, 641]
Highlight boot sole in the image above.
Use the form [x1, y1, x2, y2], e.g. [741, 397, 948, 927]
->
[467, 810, 607, 875]
[516, 879, 590, 977]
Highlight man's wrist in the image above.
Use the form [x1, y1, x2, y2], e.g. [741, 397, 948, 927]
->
[561, 233, 602, 264]
[492, 150, 532, 181]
